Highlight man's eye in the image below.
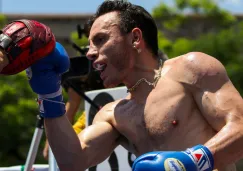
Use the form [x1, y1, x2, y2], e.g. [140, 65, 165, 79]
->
[94, 36, 106, 45]
[97, 37, 104, 43]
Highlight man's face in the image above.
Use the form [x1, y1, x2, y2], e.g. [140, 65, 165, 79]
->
[87, 12, 134, 88]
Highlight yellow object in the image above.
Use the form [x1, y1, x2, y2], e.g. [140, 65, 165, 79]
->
[73, 112, 86, 134]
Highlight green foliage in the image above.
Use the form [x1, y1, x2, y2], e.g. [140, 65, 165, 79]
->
[70, 31, 89, 56]
[71, 31, 89, 47]
[0, 71, 69, 166]
[154, 0, 243, 96]
[153, 0, 236, 34]
[166, 23, 243, 96]
[0, 14, 7, 28]
[0, 72, 40, 166]
[158, 31, 173, 52]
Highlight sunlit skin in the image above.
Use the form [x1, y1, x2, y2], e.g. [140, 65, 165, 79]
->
[87, 12, 158, 91]
[0, 49, 9, 73]
[44, 11, 243, 171]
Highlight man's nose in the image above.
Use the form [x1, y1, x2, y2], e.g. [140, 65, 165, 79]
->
[86, 47, 98, 61]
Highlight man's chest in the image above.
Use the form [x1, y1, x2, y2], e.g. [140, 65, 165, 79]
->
[112, 87, 194, 153]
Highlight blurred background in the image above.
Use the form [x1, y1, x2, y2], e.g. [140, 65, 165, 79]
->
[0, 0, 243, 170]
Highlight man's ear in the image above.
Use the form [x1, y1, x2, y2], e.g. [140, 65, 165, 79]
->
[131, 28, 142, 48]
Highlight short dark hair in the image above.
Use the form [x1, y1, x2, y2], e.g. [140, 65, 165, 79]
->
[87, 0, 159, 58]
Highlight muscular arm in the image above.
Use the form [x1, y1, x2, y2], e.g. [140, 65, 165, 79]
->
[43, 87, 82, 159]
[183, 52, 243, 169]
[45, 102, 120, 171]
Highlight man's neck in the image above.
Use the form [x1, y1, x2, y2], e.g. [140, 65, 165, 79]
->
[124, 58, 163, 102]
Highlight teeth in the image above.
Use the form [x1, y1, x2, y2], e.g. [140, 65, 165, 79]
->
[95, 64, 106, 71]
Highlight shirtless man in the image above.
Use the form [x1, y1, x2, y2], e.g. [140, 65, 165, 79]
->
[26, 1, 243, 171]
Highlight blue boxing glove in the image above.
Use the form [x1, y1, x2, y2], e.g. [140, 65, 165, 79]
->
[132, 145, 214, 171]
[26, 42, 70, 118]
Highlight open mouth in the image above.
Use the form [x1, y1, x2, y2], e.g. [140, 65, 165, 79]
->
[94, 63, 107, 73]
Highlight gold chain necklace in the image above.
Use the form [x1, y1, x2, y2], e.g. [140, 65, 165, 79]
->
[127, 59, 164, 93]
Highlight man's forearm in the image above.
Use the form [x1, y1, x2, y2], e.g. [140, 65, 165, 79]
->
[205, 121, 243, 169]
[45, 115, 87, 171]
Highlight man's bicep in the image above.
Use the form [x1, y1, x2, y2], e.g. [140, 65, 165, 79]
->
[194, 79, 243, 131]
[78, 121, 120, 168]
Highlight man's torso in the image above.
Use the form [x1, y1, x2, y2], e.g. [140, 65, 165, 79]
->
[98, 56, 236, 170]
[111, 59, 216, 155]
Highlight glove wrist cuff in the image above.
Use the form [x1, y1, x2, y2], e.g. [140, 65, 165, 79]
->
[37, 94, 66, 118]
[187, 145, 214, 171]
[38, 87, 63, 99]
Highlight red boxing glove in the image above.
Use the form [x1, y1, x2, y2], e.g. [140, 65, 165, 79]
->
[0, 19, 56, 75]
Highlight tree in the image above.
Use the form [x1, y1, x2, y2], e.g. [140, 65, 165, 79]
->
[153, 0, 236, 36]
[71, 31, 89, 47]
[0, 14, 7, 28]
[153, 0, 243, 93]
[0, 72, 40, 166]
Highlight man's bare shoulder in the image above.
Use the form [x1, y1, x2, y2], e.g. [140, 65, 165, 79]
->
[92, 99, 123, 124]
[164, 52, 229, 86]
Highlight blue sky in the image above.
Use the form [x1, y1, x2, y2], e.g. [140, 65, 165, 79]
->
[1, 0, 243, 14]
